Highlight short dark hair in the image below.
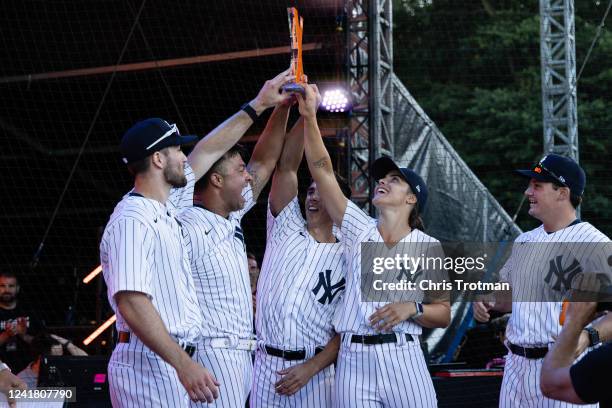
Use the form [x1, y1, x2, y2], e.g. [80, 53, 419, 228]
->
[126, 156, 151, 176]
[0, 271, 17, 281]
[246, 252, 257, 261]
[195, 145, 248, 193]
[552, 183, 583, 209]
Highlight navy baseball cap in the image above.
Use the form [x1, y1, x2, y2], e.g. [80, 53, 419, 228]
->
[371, 156, 428, 210]
[515, 154, 586, 196]
[120, 118, 198, 164]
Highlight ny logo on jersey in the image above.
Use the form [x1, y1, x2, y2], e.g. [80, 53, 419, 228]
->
[312, 270, 346, 305]
[544, 255, 582, 291]
[396, 267, 423, 283]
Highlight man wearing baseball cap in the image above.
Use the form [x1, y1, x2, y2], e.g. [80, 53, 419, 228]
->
[100, 69, 294, 407]
[473, 153, 610, 407]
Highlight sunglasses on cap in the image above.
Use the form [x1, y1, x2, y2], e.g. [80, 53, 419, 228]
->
[533, 162, 568, 188]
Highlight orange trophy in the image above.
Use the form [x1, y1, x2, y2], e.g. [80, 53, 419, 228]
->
[282, 7, 306, 94]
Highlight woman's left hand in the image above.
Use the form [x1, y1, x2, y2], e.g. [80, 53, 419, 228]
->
[368, 302, 417, 332]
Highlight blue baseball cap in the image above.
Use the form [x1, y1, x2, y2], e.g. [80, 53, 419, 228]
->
[515, 154, 586, 196]
[371, 156, 428, 210]
[120, 118, 198, 164]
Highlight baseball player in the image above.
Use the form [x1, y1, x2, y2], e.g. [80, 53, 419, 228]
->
[178, 71, 294, 408]
[251, 106, 348, 407]
[100, 70, 292, 407]
[297, 83, 451, 407]
[473, 154, 610, 408]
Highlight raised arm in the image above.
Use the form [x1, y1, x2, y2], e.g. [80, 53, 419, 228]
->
[188, 69, 294, 181]
[269, 115, 304, 215]
[296, 84, 347, 226]
[247, 103, 291, 201]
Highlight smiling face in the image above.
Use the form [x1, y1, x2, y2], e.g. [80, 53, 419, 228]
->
[372, 170, 416, 209]
[304, 181, 333, 225]
[219, 153, 252, 212]
[524, 178, 568, 221]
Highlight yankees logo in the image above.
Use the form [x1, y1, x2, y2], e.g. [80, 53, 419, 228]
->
[312, 269, 346, 304]
[544, 255, 582, 291]
[397, 266, 423, 282]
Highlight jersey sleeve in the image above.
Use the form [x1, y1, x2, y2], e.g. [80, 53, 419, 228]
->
[569, 343, 612, 404]
[340, 200, 373, 249]
[102, 217, 155, 300]
[232, 184, 257, 221]
[266, 196, 305, 242]
[168, 162, 196, 212]
[498, 243, 517, 285]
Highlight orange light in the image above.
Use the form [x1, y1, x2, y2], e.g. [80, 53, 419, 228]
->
[83, 314, 116, 346]
[83, 265, 102, 284]
[534, 166, 542, 173]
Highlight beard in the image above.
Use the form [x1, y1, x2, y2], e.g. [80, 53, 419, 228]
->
[164, 164, 187, 188]
[0, 293, 15, 303]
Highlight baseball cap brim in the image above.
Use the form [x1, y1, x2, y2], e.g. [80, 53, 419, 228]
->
[160, 133, 198, 149]
[371, 156, 405, 182]
[514, 169, 558, 184]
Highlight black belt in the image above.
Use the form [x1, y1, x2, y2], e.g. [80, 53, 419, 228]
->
[508, 342, 548, 359]
[264, 345, 324, 361]
[118, 331, 196, 358]
[350, 333, 413, 345]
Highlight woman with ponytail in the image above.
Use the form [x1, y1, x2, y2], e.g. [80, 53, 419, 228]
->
[296, 83, 450, 408]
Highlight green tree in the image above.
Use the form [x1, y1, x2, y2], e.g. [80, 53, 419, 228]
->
[394, 0, 612, 235]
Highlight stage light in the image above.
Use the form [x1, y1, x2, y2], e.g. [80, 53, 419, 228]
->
[321, 88, 350, 113]
[83, 265, 102, 284]
[83, 314, 116, 346]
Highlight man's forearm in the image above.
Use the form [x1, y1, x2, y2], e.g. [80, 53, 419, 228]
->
[187, 109, 257, 180]
[304, 116, 333, 178]
[248, 104, 291, 199]
[544, 320, 583, 371]
[278, 116, 305, 173]
[116, 292, 191, 371]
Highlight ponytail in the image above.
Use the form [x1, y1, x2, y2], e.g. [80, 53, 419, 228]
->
[408, 204, 425, 231]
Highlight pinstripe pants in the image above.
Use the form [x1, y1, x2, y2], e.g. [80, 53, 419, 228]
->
[500, 353, 598, 408]
[108, 344, 189, 408]
[189, 347, 253, 408]
[334, 335, 437, 408]
[250, 349, 335, 407]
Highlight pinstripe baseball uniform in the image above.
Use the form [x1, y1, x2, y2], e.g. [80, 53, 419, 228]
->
[178, 184, 256, 408]
[333, 200, 438, 408]
[500, 222, 610, 408]
[251, 197, 346, 407]
[101, 163, 202, 408]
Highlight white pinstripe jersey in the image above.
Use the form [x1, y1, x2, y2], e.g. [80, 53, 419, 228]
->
[178, 185, 255, 339]
[100, 163, 203, 344]
[256, 197, 346, 348]
[334, 200, 441, 335]
[501, 222, 610, 346]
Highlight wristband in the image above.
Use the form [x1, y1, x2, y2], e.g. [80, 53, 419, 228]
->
[584, 327, 600, 347]
[413, 302, 424, 319]
[241, 102, 259, 122]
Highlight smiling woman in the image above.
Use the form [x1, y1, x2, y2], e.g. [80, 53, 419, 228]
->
[298, 82, 450, 408]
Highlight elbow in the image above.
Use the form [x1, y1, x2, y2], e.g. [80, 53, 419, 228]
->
[539, 374, 557, 399]
[539, 367, 573, 402]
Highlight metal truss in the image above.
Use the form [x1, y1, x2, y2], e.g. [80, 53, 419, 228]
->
[346, 0, 394, 213]
[539, 0, 578, 161]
